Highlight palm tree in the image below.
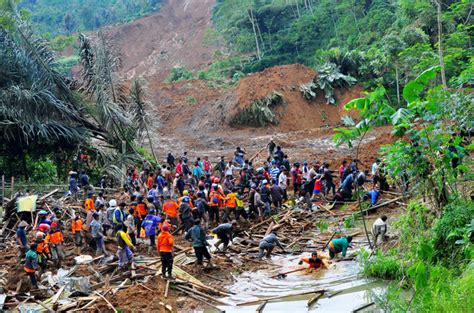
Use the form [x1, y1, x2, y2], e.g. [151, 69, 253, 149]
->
[129, 78, 158, 163]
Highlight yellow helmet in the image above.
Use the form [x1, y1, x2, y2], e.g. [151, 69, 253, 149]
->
[183, 190, 189, 196]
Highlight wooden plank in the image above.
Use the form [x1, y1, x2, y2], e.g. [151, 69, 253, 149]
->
[50, 285, 66, 304]
[307, 292, 323, 307]
[327, 290, 343, 298]
[237, 289, 326, 306]
[270, 267, 306, 278]
[158, 301, 173, 312]
[352, 302, 375, 312]
[39, 189, 59, 201]
[256, 300, 268, 313]
[164, 280, 170, 298]
[94, 291, 117, 313]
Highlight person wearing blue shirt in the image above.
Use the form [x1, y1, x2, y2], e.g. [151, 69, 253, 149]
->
[185, 219, 212, 266]
[341, 172, 354, 190]
[365, 189, 380, 206]
[155, 174, 166, 194]
[17, 221, 28, 261]
[269, 162, 280, 182]
[142, 209, 162, 252]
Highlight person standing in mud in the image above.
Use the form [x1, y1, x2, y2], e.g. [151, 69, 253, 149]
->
[185, 219, 212, 267]
[217, 156, 226, 178]
[24, 243, 39, 288]
[167, 152, 175, 168]
[291, 162, 303, 196]
[116, 225, 135, 270]
[157, 224, 174, 279]
[267, 138, 276, 158]
[45, 222, 65, 268]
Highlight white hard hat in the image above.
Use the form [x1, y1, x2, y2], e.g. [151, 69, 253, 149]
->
[109, 199, 117, 207]
[36, 231, 45, 239]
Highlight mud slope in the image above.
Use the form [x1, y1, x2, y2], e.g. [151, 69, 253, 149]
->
[146, 64, 365, 157]
[105, 0, 217, 80]
[230, 64, 363, 131]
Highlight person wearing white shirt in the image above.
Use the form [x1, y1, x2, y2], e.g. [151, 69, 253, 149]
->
[278, 167, 288, 201]
[372, 215, 388, 246]
[372, 158, 380, 175]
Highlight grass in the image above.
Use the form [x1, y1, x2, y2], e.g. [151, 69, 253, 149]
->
[186, 96, 197, 105]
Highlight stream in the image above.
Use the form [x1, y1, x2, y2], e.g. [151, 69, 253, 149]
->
[209, 222, 386, 313]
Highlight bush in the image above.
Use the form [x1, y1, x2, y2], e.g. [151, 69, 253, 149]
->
[27, 157, 57, 184]
[299, 62, 356, 104]
[164, 66, 194, 82]
[361, 249, 403, 280]
[431, 199, 474, 265]
[230, 92, 285, 127]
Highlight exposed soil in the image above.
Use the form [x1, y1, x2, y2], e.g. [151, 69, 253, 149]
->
[232, 64, 362, 132]
[103, 0, 218, 81]
[143, 63, 381, 166]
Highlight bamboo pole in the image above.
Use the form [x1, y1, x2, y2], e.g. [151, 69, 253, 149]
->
[2, 175, 4, 208]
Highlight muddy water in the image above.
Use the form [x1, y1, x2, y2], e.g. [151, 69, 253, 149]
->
[211, 229, 385, 313]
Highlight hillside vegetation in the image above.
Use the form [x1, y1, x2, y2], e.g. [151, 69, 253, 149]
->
[18, 0, 162, 35]
[212, 0, 472, 102]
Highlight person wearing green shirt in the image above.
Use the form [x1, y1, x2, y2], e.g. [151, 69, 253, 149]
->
[328, 236, 352, 259]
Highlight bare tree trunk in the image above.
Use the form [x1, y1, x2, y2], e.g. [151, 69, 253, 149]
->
[433, 0, 448, 89]
[330, 10, 339, 41]
[254, 12, 266, 52]
[294, 0, 301, 18]
[355, 131, 373, 249]
[144, 122, 158, 164]
[395, 65, 401, 106]
[248, 8, 261, 60]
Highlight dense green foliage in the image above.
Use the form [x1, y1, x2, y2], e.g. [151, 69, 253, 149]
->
[336, 62, 473, 311]
[18, 0, 161, 35]
[213, 0, 472, 102]
[300, 62, 357, 104]
[230, 92, 284, 127]
[0, 5, 143, 182]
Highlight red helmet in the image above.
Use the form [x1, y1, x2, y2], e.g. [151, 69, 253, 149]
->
[213, 177, 220, 183]
[51, 222, 58, 228]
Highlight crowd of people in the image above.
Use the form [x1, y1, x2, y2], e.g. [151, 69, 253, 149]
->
[18, 140, 391, 288]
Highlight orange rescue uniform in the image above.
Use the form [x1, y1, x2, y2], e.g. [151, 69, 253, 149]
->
[225, 193, 237, 208]
[84, 198, 95, 212]
[71, 219, 84, 234]
[157, 231, 174, 253]
[37, 241, 50, 254]
[45, 230, 64, 245]
[163, 200, 179, 218]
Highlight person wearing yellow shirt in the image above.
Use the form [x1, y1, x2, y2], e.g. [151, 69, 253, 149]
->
[116, 225, 135, 270]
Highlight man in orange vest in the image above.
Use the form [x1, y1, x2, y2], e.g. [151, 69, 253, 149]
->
[157, 224, 174, 279]
[71, 216, 84, 254]
[84, 192, 95, 212]
[35, 232, 50, 273]
[209, 184, 224, 225]
[298, 252, 329, 270]
[24, 243, 39, 288]
[134, 195, 148, 236]
[222, 189, 238, 222]
[163, 195, 179, 226]
[45, 222, 64, 268]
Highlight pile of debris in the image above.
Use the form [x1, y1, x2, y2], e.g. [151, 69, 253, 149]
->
[0, 185, 403, 312]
